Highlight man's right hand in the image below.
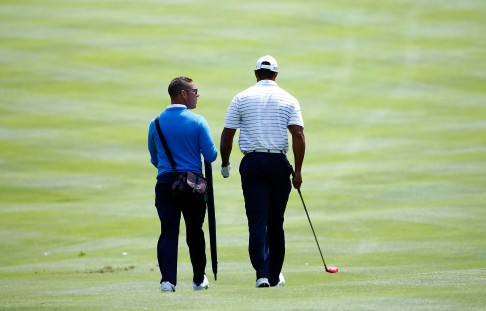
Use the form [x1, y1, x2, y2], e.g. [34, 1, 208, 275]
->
[292, 171, 302, 189]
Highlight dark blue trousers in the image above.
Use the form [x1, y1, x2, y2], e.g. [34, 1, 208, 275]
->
[239, 153, 292, 286]
[155, 172, 207, 286]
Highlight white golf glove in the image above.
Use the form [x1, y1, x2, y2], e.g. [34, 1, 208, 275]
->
[221, 165, 231, 178]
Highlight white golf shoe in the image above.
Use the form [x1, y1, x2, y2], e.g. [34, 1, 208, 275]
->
[275, 273, 285, 287]
[192, 275, 209, 291]
[161, 281, 175, 292]
[255, 278, 270, 288]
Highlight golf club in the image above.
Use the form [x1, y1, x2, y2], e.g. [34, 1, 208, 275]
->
[292, 170, 338, 273]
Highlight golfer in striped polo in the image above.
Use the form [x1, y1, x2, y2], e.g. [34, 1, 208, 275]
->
[220, 55, 306, 288]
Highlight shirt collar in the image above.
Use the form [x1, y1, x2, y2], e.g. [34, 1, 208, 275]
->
[256, 80, 278, 86]
[167, 104, 187, 109]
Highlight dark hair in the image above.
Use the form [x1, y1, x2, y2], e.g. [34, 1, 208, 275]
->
[168, 76, 193, 97]
[255, 69, 276, 80]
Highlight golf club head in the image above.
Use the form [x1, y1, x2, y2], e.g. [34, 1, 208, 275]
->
[326, 266, 339, 273]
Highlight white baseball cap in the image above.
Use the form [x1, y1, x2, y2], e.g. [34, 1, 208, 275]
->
[255, 55, 278, 72]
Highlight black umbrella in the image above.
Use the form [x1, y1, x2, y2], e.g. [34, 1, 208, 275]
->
[204, 161, 218, 280]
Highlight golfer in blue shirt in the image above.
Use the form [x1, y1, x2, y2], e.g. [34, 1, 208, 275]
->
[148, 76, 217, 292]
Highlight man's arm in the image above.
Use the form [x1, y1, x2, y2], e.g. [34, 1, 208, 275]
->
[148, 122, 158, 168]
[220, 127, 236, 167]
[288, 125, 305, 189]
[199, 118, 218, 163]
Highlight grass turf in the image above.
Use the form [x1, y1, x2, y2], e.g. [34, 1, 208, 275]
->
[1, 0, 485, 310]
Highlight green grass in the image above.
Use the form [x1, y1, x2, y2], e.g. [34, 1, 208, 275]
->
[1, 0, 485, 310]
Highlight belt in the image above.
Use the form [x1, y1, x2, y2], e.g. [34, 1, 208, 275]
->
[243, 149, 285, 155]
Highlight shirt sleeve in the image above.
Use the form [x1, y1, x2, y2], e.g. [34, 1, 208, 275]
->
[223, 96, 241, 129]
[288, 100, 304, 128]
[199, 117, 218, 163]
[147, 121, 158, 167]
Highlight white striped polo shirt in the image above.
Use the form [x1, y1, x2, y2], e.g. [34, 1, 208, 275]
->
[224, 80, 304, 154]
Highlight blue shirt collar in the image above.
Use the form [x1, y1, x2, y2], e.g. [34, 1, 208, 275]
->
[167, 104, 187, 109]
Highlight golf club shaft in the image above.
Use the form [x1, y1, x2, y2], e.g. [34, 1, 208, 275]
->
[297, 189, 328, 269]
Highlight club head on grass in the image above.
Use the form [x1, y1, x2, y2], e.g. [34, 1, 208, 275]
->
[326, 267, 339, 273]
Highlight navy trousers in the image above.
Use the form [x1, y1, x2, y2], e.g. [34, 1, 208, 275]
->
[239, 153, 292, 286]
[155, 172, 207, 286]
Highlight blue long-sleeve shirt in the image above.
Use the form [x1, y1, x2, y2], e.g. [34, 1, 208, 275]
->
[148, 105, 217, 177]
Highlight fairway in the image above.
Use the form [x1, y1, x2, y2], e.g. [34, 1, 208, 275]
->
[1, 0, 485, 310]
